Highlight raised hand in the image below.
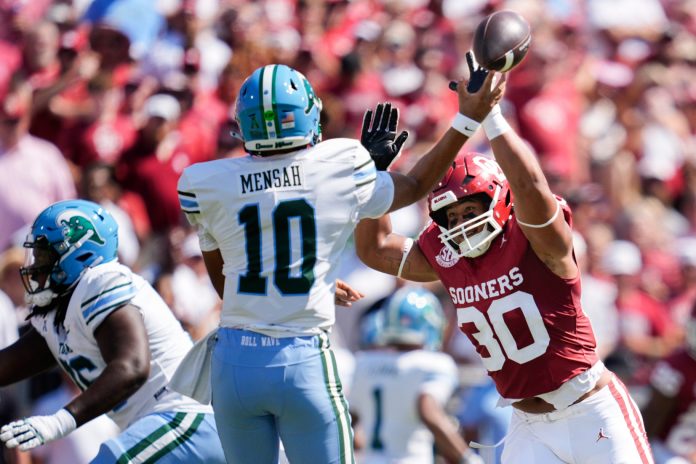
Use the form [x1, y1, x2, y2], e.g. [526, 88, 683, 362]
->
[452, 69, 506, 123]
[360, 102, 409, 171]
[465, 51, 489, 93]
[447, 51, 489, 94]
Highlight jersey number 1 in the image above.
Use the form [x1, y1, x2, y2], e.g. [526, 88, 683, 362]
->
[238, 199, 317, 295]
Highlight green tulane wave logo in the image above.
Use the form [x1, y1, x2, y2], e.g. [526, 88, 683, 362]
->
[56, 211, 105, 246]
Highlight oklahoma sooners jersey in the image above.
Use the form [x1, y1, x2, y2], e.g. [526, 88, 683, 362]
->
[417, 203, 598, 399]
[649, 350, 696, 457]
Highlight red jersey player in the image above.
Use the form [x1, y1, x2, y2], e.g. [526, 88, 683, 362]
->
[643, 303, 696, 463]
[355, 71, 653, 462]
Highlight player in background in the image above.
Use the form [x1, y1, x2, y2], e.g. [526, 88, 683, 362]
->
[175, 62, 505, 464]
[0, 200, 226, 463]
[354, 55, 654, 464]
[349, 286, 482, 464]
[642, 303, 696, 464]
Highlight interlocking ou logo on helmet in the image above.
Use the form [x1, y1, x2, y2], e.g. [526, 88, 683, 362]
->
[56, 211, 105, 246]
[472, 155, 506, 183]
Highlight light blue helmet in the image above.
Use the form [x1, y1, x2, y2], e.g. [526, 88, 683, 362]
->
[359, 304, 386, 349]
[235, 64, 322, 154]
[21, 199, 119, 306]
[381, 286, 446, 351]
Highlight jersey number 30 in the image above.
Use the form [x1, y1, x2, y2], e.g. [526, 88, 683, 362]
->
[238, 199, 317, 295]
[457, 291, 550, 371]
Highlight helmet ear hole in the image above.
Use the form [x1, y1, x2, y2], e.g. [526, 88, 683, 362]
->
[505, 189, 512, 206]
[289, 79, 298, 91]
[76, 253, 93, 263]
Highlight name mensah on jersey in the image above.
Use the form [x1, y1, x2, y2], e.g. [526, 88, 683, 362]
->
[239, 164, 304, 195]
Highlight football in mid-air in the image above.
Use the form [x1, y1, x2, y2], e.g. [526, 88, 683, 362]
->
[472, 10, 531, 72]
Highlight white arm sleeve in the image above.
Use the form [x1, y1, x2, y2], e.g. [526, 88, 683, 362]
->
[353, 147, 394, 219]
[178, 170, 219, 251]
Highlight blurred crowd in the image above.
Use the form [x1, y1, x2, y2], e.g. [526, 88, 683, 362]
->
[0, 0, 695, 462]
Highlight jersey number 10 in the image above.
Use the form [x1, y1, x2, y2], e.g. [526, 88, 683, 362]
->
[238, 199, 317, 295]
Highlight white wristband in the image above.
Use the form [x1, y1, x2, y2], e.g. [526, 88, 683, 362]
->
[397, 238, 414, 278]
[451, 113, 480, 138]
[482, 104, 511, 140]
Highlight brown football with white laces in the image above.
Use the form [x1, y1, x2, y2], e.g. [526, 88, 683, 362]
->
[472, 10, 531, 72]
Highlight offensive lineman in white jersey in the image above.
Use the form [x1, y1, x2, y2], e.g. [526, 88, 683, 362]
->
[175, 63, 505, 463]
[349, 286, 481, 464]
[0, 200, 226, 463]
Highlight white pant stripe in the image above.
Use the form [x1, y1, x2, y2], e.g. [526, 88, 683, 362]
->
[129, 413, 199, 464]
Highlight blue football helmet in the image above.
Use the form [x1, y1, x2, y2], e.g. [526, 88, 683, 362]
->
[21, 199, 119, 306]
[359, 304, 386, 349]
[381, 286, 446, 351]
[235, 64, 322, 154]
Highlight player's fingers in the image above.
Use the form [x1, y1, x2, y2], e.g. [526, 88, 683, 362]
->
[361, 109, 373, 135]
[481, 71, 496, 93]
[18, 437, 41, 451]
[372, 104, 384, 131]
[465, 51, 475, 73]
[388, 107, 399, 132]
[394, 131, 409, 151]
[379, 103, 392, 131]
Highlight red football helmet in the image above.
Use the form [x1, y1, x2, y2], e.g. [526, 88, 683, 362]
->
[427, 153, 512, 258]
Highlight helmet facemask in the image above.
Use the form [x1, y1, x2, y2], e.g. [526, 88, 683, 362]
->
[435, 188, 505, 258]
[20, 236, 61, 307]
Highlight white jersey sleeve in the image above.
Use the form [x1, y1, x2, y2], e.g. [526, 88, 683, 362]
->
[417, 353, 459, 405]
[352, 146, 394, 219]
[178, 171, 219, 251]
[78, 266, 137, 332]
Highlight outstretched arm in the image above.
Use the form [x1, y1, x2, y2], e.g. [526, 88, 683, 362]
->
[486, 109, 575, 278]
[387, 72, 506, 213]
[65, 304, 151, 425]
[355, 215, 438, 282]
[417, 393, 483, 464]
[0, 327, 57, 387]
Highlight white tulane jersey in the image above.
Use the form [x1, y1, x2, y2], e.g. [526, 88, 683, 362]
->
[349, 349, 459, 464]
[177, 138, 394, 336]
[30, 261, 211, 429]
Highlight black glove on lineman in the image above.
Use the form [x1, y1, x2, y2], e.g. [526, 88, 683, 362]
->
[360, 102, 409, 171]
[448, 51, 490, 94]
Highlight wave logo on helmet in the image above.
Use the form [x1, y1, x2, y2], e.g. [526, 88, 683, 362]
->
[56, 211, 105, 247]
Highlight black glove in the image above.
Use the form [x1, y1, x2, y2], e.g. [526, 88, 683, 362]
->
[360, 102, 409, 171]
[448, 51, 490, 94]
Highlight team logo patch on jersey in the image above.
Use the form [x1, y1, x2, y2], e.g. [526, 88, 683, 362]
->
[436, 246, 459, 268]
[56, 211, 105, 247]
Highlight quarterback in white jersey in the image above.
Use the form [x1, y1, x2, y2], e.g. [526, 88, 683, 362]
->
[175, 63, 505, 464]
[0, 200, 225, 464]
[349, 287, 481, 464]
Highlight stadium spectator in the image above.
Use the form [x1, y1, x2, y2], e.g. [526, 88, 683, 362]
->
[0, 80, 76, 252]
